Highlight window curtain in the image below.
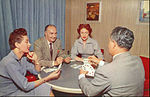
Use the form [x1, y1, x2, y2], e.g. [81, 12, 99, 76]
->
[0, 0, 66, 60]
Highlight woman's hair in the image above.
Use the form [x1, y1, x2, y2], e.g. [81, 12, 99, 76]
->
[9, 28, 27, 50]
[77, 24, 92, 38]
[110, 26, 134, 50]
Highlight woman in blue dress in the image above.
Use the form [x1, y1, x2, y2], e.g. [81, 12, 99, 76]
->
[71, 24, 104, 62]
[0, 28, 60, 96]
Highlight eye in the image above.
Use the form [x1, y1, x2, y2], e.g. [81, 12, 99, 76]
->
[85, 32, 89, 34]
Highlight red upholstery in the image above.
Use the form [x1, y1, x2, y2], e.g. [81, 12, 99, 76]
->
[25, 71, 37, 82]
[101, 49, 104, 55]
[140, 56, 149, 96]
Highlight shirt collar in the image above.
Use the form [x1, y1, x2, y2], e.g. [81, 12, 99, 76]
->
[78, 37, 92, 44]
[10, 50, 20, 61]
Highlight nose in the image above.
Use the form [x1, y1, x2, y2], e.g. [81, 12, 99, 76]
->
[28, 42, 31, 47]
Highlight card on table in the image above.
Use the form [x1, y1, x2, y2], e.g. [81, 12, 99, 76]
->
[42, 67, 57, 73]
[71, 64, 82, 69]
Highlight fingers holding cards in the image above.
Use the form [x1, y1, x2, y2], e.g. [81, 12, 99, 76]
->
[81, 59, 96, 77]
[80, 68, 88, 75]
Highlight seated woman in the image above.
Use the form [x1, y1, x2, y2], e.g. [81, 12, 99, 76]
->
[71, 24, 103, 62]
[0, 28, 60, 96]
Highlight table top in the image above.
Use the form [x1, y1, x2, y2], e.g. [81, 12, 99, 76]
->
[38, 61, 93, 94]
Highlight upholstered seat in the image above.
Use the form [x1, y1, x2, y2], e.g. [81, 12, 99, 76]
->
[140, 56, 149, 96]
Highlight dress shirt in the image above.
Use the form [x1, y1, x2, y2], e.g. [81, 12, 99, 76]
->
[47, 40, 55, 66]
[0, 51, 39, 96]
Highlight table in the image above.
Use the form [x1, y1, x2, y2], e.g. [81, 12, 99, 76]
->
[38, 61, 93, 94]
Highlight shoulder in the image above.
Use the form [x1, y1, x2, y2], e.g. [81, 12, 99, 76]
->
[131, 55, 143, 64]
[74, 38, 81, 44]
[89, 38, 98, 44]
[34, 37, 45, 44]
[55, 39, 61, 44]
[0, 55, 18, 69]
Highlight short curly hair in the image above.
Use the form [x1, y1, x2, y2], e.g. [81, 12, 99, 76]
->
[110, 26, 134, 50]
[9, 28, 27, 50]
[77, 24, 92, 38]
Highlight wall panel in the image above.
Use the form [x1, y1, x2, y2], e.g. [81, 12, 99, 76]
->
[65, 0, 149, 61]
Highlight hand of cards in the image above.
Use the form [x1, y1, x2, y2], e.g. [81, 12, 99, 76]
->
[81, 59, 95, 77]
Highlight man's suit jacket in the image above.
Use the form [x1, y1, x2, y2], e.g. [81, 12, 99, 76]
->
[34, 37, 66, 67]
[79, 52, 145, 96]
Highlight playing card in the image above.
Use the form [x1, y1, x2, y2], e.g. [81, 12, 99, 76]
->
[57, 63, 62, 70]
[83, 59, 89, 64]
[71, 64, 82, 69]
[42, 67, 57, 73]
[82, 60, 95, 77]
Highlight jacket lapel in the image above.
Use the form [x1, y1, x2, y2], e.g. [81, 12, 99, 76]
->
[44, 38, 51, 60]
[53, 39, 59, 61]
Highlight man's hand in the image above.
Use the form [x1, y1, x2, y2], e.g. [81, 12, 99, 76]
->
[54, 57, 63, 66]
[80, 69, 88, 75]
[64, 57, 71, 63]
[88, 56, 101, 64]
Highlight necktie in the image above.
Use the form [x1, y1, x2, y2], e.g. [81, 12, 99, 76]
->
[50, 43, 53, 60]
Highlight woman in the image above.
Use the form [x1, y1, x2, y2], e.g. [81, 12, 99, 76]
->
[71, 24, 103, 62]
[0, 28, 60, 96]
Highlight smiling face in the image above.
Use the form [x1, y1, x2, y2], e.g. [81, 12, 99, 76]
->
[80, 28, 89, 41]
[45, 26, 57, 43]
[16, 36, 31, 53]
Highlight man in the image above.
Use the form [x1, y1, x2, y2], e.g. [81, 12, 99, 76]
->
[34, 24, 71, 67]
[78, 26, 145, 96]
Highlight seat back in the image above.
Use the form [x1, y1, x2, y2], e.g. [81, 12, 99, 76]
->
[140, 56, 149, 80]
[140, 56, 149, 96]
[101, 49, 104, 55]
[25, 71, 38, 82]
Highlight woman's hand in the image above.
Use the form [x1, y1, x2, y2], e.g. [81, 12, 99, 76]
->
[26, 52, 38, 63]
[26, 51, 41, 71]
[47, 69, 61, 80]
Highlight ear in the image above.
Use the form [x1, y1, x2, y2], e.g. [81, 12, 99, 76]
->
[15, 42, 20, 48]
[112, 40, 117, 49]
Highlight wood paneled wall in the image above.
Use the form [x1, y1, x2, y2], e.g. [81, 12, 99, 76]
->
[65, 0, 149, 62]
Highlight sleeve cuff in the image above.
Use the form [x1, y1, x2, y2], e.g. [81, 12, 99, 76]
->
[78, 74, 85, 80]
[99, 60, 104, 66]
[52, 61, 55, 67]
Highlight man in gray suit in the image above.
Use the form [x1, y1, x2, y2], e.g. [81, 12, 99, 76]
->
[78, 26, 145, 96]
[34, 24, 71, 67]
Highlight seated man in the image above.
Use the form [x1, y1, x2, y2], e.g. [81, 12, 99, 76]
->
[78, 26, 145, 96]
[34, 24, 71, 67]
